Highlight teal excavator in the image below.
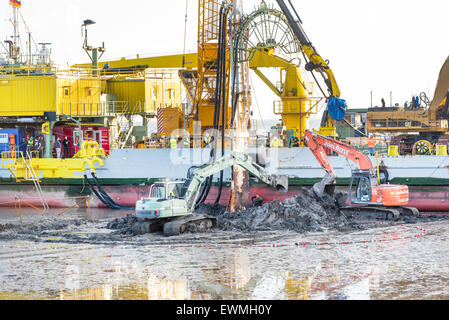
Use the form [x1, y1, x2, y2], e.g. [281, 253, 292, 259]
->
[135, 152, 288, 236]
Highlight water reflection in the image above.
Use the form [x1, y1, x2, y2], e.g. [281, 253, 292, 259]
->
[1, 221, 449, 300]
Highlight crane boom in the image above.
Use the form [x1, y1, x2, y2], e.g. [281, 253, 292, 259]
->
[275, 0, 347, 125]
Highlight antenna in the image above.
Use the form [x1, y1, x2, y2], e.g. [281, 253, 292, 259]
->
[82, 19, 105, 75]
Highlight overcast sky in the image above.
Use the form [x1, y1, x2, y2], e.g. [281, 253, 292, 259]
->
[1, 0, 448, 125]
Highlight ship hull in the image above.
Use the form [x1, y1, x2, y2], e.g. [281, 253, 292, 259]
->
[1, 148, 449, 211]
[0, 183, 448, 212]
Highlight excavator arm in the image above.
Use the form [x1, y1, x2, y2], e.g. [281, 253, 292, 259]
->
[303, 130, 375, 197]
[303, 131, 419, 219]
[275, 0, 347, 127]
[184, 152, 288, 212]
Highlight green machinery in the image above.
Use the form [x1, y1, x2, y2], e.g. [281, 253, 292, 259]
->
[135, 151, 288, 236]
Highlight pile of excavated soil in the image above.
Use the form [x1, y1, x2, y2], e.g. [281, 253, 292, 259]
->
[2, 187, 449, 243]
[200, 188, 354, 233]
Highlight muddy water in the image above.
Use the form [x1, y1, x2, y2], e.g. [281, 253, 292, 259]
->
[0, 208, 448, 300]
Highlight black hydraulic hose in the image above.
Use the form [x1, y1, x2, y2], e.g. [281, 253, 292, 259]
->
[197, 4, 231, 207]
[91, 173, 134, 210]
[83, 174, 120, 210]
[214, 5, 231, 205]
[229, 30, 241, 128]
[197, 152, 214, 205]
[91, 173, 121, 207]
[196, 5, 227, 207]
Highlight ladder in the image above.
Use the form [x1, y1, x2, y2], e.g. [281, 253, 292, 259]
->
[23, 151, 49, 211]
[114, 101, 141, 149]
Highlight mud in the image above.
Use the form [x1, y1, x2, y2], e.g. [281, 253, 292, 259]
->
[1, 187, 449, 245]
[201, 188, 353, 233]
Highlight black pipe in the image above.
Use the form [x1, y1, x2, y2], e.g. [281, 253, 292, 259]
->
[91, 173, 134, 210]
[197, 4, 230, 207]
[214, 5, 231, 205]
[84, 175, 120, 210]
[86, 173, 134, 210]
[196, 4, 227, 207]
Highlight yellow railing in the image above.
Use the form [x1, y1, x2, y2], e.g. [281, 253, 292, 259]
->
[1, 151, 39, 168]
[57, 101, 131, 117]
[273, 97, 324, 115]
[0, 64, 57, 76]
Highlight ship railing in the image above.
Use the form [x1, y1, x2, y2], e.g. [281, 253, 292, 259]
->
[145, 69, 181, 80]
[273, 97, 325, 116]
[58, 101, 132, 117]
[367, 118, 447, 131]
[1, 150, 49, 210]
[0, 64, 57, 76]
[1, 150, 39, 168]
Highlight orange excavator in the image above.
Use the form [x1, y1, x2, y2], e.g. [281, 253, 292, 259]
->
[303, 130, 419, 220]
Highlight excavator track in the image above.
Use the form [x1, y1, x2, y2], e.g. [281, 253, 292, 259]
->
[163, 214, 217, 237]
[339, 205, 420, 221]
[395, 206, 420, 217]
[339, 206, 401, 221]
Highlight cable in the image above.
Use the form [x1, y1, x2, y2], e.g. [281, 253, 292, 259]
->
[182, 0, 189, 69]
[85, 173, 134, 210]
[214, 4, 234, 205]
[197, 3, 227, 207]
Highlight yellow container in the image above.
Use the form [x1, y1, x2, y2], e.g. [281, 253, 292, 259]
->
[388, 145, 399, 156]
[57, 77, 102, 116]
[106, 79, 146, 113]
[146, 79, 182, 114]
[0, 75, 57, 116]
[436, 144, 448, 156]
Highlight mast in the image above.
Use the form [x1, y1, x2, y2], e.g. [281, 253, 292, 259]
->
[9, 0, 21, 63]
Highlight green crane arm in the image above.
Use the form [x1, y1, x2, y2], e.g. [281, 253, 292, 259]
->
[184, 152, 288, 212]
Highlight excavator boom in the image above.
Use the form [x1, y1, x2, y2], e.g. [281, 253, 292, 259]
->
[185, 152, 288, 212]
[135, 151, 288, 236]
[303, 130, 375, 197]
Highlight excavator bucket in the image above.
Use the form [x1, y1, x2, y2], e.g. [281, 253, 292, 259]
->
[270, 174, 289, 192]
[312, 172, 336, 198]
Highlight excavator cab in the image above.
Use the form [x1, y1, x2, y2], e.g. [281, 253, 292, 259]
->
[348, 170, 375, 204]
[148, 181, 185, 201]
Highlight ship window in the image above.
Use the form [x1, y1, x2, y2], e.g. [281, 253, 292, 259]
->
[64, 88, 69, 96]
[86, 88, 92, 97]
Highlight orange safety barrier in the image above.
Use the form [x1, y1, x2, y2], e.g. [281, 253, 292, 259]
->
[13, 196, 91, 224]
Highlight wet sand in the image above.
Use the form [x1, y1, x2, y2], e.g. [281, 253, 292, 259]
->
[1, 203, 449, 300]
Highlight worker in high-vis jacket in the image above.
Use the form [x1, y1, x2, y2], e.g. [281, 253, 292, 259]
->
[203, 134, 211, 148]
[368, 135, 376, 156]
[182, 136, 190, 148]
[26, 136, 34, 156]
[169, 137, 177, 149]
[270, 135, 282, 148]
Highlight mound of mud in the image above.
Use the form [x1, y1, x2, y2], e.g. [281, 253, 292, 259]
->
[202, 188, 351, 233]
[106, 214, 148, 236]
[104, 188, 355, 236]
